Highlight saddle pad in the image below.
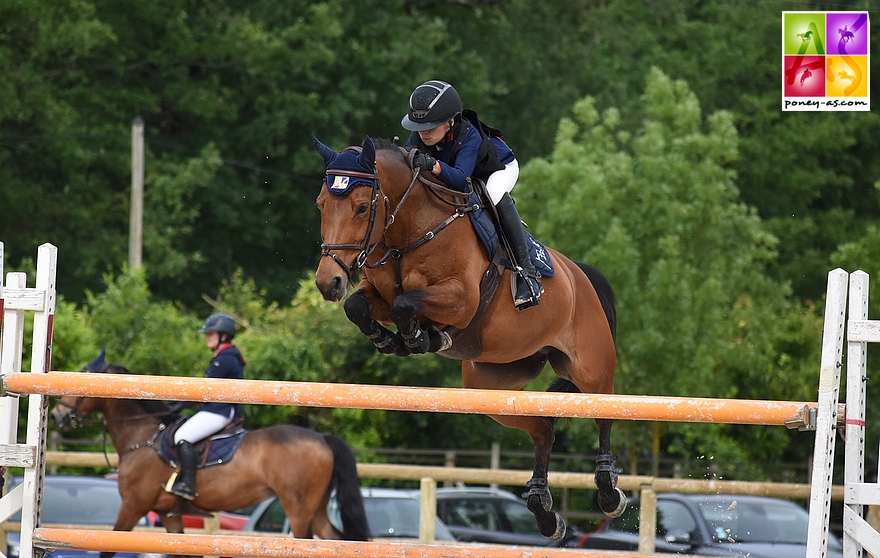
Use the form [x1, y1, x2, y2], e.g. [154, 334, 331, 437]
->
[467, 191, 555, 278]
[160, 424, 247, 468]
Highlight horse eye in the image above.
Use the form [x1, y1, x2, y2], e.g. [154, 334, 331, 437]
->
[356, 203, 369, 215]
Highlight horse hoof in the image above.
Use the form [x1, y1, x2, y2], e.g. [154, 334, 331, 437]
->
[535, 511, 566, 540]
[599, 487, 627, 517]
[549, 512, 567, 540]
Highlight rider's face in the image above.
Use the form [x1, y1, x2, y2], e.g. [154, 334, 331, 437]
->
[418, 120, 453, 147]
[205, 331, 220, 350]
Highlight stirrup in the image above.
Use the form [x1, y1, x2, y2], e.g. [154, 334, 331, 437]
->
[514, 273, 543, 310]
[165, 471, 197, 500]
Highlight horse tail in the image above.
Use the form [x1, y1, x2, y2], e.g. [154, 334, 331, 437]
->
[575, 262, 617, 340]
[323, 434, 370, 541]
[545, 263, 618, 397]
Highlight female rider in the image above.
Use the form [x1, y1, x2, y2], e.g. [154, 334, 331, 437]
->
[401, 79, 542, 310]
[168, 313, 245, 500]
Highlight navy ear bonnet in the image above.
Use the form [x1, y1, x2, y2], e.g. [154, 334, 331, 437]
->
[312, 135, 377, 195]
[83, 348, 108, 373]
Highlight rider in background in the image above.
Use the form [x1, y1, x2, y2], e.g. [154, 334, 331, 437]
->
[401, 79, 543, 310]
[169, 313, 245, 500]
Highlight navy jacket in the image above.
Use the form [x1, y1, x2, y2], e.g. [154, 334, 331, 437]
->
[202, 344, 244, 420]
[407, 118, 515, 192]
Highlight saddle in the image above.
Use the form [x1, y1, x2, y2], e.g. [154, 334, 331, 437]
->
[159, 417, 247, 469]
[437, 179, 554, 360]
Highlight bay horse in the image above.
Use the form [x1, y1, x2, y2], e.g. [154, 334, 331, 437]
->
[49, 360, 369, 557]
[312, 135, 626, 540]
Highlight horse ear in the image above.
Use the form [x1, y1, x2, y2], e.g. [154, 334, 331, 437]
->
[312, 134, 338, 168]
[84, 348, 106, 372]
[358, 136, 376, 170]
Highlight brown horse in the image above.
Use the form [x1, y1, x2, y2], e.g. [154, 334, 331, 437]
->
[312, 135, 626, 540]
[49, 361, 369, 558]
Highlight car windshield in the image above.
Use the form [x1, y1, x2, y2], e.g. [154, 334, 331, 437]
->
[698, 498, 809, 544]
[9, 478, 126, 525]
[365, 497, 422, 538]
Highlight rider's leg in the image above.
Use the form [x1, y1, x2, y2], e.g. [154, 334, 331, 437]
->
[487, 161, 542, 310]
[170, 410, 232, 500]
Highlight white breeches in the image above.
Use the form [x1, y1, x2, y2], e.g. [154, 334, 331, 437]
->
[174, 409, 234, 444]
[485, 159, 520, 205]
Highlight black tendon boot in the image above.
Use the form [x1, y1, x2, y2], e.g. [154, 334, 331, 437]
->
[496, 192, 543, 310]
[170, 440, 197, 500]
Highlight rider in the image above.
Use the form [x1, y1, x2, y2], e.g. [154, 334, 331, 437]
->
[401, 79, 543, 310]
[169, 313, 245, 500]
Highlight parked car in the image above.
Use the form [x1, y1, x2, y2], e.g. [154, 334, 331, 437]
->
[4, 475, 163, 558]
[578, 493, 844, 558]
[434, 486, 584, 547]
[243, 487, 456, 541]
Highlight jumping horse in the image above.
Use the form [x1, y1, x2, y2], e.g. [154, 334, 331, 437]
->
[312, 135, 626, 539]
[50, 357, 369, 557]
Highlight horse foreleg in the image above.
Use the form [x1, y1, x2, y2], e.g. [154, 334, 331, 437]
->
[594, 418, 626, 517]
[344, 289, 409, 356]
[389, 292, 451, 354]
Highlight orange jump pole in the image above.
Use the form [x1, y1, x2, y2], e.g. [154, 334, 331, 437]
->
[4, 372, 821, 427]
[34, 528, 650, 558]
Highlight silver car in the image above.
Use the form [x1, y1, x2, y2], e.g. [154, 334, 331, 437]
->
[242, 487, 456, 541]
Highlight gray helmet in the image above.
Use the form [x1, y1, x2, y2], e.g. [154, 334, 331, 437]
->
[199, 313, 236, 338]
[401, 80, 462, 132]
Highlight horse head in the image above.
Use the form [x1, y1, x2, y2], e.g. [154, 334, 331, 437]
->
[312, 135, 396, 301]
[50, 349, 115, 430]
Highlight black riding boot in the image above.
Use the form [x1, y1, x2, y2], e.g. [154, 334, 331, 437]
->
[496, 192, 543, 310]
[170, 440, 197, 500]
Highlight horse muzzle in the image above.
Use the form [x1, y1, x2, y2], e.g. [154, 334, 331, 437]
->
[315, 262, 353, 302]
[50, 409, 78, 432]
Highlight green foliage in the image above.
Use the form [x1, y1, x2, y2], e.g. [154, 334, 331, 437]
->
[84, 267, 203, 375]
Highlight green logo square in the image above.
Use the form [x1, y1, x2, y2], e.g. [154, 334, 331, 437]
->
[783, 12, 826, 55]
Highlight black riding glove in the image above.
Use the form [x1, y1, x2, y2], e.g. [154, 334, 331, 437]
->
[412, 152, 437, 173]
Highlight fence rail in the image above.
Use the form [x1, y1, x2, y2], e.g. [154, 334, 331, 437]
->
[3, 372, 827, 428]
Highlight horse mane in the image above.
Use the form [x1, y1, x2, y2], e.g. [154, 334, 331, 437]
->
[373, 137, 408, 164]
[105, 364, 173, 415]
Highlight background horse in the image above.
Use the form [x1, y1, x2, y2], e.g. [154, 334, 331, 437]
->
[50, 362, 369, 557]
[312, 135, 625, 540]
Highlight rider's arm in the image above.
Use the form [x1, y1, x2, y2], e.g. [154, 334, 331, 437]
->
[435, 125, 481, 191]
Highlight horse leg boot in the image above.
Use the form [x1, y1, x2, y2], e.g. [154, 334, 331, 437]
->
[344, 292, 409, 356]
[496, 193, 542, 310]
[594, 419, 626, 517]
[170, 440, 197, 500]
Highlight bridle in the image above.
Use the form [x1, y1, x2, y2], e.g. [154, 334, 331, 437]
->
[52, 361, 111, 428]
[320, 146, 482, 292]
[320, 152, 389, 286]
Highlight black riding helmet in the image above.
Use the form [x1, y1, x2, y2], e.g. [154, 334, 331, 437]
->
[401, 80, 462, 131]
[199, 313, 236, 339]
